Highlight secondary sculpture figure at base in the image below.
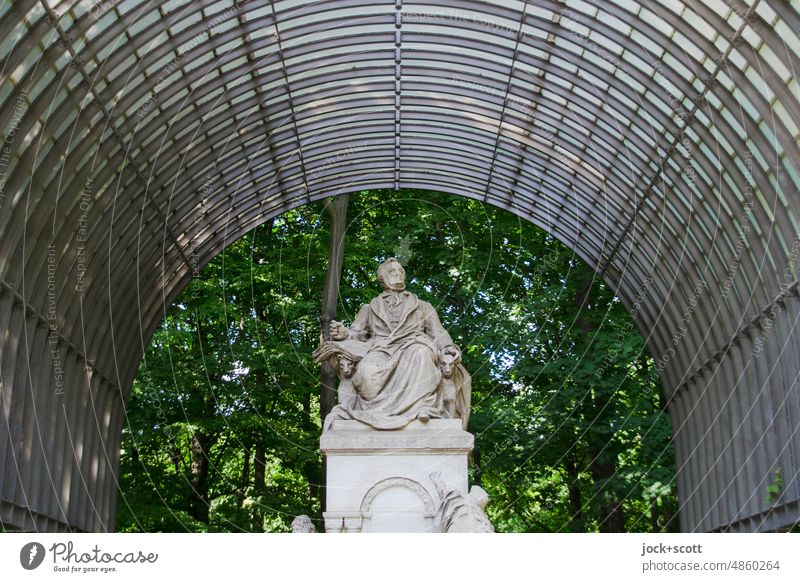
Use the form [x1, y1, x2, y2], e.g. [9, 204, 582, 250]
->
[430, 472, 495, 533]
[291, 515, 317, 533]
[314, 257, 471, 431]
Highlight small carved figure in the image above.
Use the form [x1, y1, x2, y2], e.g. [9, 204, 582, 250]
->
[291, 515, 317, 533]
[334, 353, 358, 409]
[439, 352, 458, 418]
[436, 350, 472, 430]
[430, 472, 494, 533]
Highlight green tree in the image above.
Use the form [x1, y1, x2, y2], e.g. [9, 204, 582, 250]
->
[117, 190, 676, 532]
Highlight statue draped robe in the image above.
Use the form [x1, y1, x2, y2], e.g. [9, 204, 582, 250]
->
[323, 290, 467, 430]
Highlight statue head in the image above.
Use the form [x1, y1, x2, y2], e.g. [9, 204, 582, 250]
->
[337, 354, 355, 378]
[469, 485, 489, 510]
[440, 351, 457, 378]
[291, 515, 316, 533]
[377, 257, 406, 292]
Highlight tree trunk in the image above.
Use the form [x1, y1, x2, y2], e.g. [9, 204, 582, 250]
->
[319, 194, 349, 516]
[650, 498, 661, 532]
[189, 430, 211, 522]
[565, 456, 584, 530]
[169, 436, 182, 474]
[573, 273, 626, 532]
[590, 459, 626, 532]
[254, 446, 266, 490]
[238, 448, 250, 507]
[320, 194, 349, 420]
[662, 502, 678, 532]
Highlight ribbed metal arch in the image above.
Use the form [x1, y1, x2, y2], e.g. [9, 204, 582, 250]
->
[1, 0, 799, 532]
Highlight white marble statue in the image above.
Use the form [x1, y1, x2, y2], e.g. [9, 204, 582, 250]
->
[430, 472, 495, 533]
[291, 515, 317, 533]
[438, 350, 471, 430]
[314, 258, 471, 431]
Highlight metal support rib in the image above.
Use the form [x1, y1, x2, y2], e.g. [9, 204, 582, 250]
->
[497, 6, 564, 214]
[236, 5, 288, 201]
[394, 0, 402, 190]
[483, 1, 530, 203]
[674, 279, 800, 396]
[0, 500, 80, 532]
[37, 0, 194, 273]
[596, 0, 762, 279]
[268, 0, 311, 202]
[0, 278, 118, 395]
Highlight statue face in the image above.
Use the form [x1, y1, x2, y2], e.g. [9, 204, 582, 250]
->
[440, 359, 454, 378]
[291, 515, 315, 533]
[440, 353, 456, 377]
[469, 486, 489, 509]
[339, 357, 354, 377]
[381, 262, 406, 291]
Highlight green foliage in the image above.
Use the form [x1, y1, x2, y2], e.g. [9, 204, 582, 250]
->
[118, 189, 677, 532]
[766, 468, 783, 505]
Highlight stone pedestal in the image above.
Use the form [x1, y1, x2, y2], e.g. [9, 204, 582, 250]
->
[320, 419, 473, 533]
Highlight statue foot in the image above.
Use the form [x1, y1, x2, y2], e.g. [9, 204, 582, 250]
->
[418, 411, 430, 422]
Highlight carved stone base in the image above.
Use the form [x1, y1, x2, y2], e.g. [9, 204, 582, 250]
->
[320, 419, 473, 533]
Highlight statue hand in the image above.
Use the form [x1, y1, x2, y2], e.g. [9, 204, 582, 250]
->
[330, 320, 349, 341]
[441, 345, 461, 363]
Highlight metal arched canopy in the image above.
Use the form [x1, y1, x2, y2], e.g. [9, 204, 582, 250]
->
[0, 0, 799, 533]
